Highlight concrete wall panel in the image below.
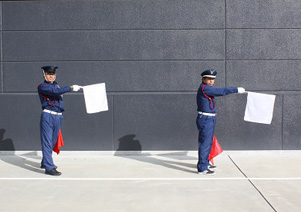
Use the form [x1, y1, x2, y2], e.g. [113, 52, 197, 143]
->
[227, 29, 301, 60]
[226, 60, 301, 91]
[113, 94, 197, 151]
[3, 30, 225, 61]
[0, 65, 1, 95]
[4, 61, 226, 92]
[3, 1, 225, 30]
[0, 94, 41, 151]
[0, 2, 2, 30]
[0, 2, 2, 93]
[227, 0, 301, 28]
[283, 94, 301, 150]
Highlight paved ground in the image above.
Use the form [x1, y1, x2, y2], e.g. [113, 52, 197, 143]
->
[0, 150, 301, 212]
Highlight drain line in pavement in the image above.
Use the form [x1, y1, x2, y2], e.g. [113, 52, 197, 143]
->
[228, 155, 277, 212]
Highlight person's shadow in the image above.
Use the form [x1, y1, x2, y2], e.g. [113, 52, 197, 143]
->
[116, 134, 142, 152]
[115, 134, 196, 174]
[0, 129, 15, 151]
[0, 129, 43, 174]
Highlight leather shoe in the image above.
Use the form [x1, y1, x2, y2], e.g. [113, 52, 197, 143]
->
[198, 169, 215, 175]
[41, 164, 57, 169]
[45, 168, 62, 176]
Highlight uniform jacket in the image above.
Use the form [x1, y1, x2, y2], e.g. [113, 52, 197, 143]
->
[38, 81, 71, 112]
[197, 83, 238, 113]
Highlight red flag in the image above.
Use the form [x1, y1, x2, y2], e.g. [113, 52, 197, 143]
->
[208, 135, 223, 165]
[53, 130, 64, 155]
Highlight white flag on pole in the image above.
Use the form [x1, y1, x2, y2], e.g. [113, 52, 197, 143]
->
[244, 92, 276, 124]
[82, 83, 108, 114]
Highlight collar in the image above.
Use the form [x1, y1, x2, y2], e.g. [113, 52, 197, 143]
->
[44, 80, 57, 85]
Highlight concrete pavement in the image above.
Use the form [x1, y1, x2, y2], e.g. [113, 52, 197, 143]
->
[0, 151, 300, 212]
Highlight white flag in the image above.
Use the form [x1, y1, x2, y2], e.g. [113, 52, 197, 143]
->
[244, 92, 276, 124]
[82, 83, 108, 114]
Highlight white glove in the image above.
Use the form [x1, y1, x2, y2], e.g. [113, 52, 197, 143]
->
[71, 85, 82, 92]
[237, 87, 246, 94]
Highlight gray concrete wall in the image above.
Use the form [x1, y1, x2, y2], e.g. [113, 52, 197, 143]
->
[0, 0, 300, 151]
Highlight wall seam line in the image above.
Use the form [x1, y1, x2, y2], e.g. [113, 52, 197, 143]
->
[224, 0, 227, 87]
[112, 94, 115, 151]
[282, 93, 284, 150]
[1, 2, 3, 93]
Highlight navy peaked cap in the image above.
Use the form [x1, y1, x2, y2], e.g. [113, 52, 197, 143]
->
[201, 69, 217, 78]
[41, 65, 58, 74]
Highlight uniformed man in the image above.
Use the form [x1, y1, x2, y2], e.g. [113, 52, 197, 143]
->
[38, 65, 81, 176]
[196, 69, 245, 175]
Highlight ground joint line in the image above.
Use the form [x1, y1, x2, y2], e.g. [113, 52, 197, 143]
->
[0, 177, 301, 181]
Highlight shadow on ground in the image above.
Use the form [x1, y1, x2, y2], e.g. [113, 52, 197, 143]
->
[115, 134, 197, 174]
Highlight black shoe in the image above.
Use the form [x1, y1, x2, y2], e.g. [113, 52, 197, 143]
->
[208, 164, 217, 170]
[45, 168, 62, 176]
[41, 164, 57, 169]
[198, 169, 215, 175]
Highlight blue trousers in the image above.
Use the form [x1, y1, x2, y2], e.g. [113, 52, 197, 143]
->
[40, 112, 63, 172]
[196, 114, 216, 172]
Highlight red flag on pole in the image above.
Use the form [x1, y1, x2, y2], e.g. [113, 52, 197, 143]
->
[208, 135, 223, 165]
[53, 129, 64, 155]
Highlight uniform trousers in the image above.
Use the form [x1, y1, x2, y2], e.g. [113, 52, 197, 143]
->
[40, 112, 63, 172]
[196, 114, 216, 172]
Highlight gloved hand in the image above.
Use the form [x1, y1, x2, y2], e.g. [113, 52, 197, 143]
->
[237, 87, 246, 94]
[71, 85, 82, 92]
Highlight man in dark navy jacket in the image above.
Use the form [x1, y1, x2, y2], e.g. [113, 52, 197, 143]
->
[196, 69, 245, 175]
[38, 65, 81, 176]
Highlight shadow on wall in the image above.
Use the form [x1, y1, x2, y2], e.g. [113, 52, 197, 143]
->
[0, 129, 15, 151]
[116, 134, 142, 152]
